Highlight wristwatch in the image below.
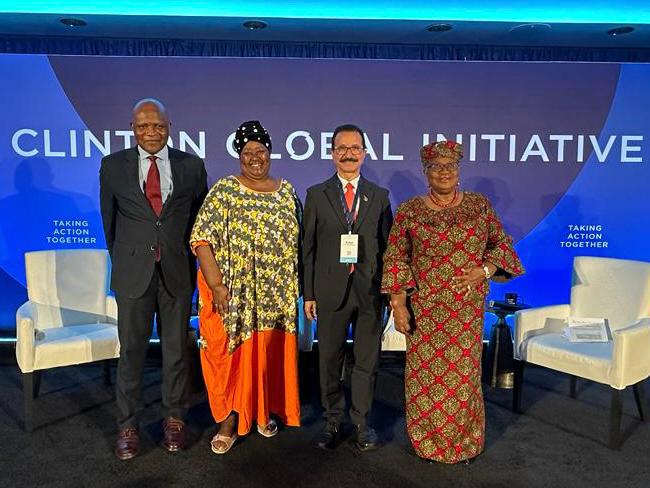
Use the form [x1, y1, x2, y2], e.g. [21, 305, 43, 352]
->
[482, 265, 492, 280]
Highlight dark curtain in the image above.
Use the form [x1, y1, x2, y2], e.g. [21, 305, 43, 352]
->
[2, 35, 649, 62]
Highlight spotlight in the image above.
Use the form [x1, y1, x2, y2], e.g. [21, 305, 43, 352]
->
[60, 18, 87, 27]
[607, 26, 635, 36]
[243, 20, 268, 30]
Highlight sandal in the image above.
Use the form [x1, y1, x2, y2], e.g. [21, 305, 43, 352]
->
[256, 419, 278, 438]
[210, 433, 239, 454]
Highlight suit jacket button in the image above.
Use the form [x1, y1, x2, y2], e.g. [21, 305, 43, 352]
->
[156, 220, 161, 227]
[150, 245, 157, 251]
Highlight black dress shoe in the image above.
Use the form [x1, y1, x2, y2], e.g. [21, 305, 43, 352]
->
[161, 417, 186, 452]
[315, 421, 340, 450]
[353, 425, 381, 452]
[115, 428, 140, 460]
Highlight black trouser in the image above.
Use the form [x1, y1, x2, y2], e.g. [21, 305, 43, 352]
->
[115, 264, 191, 429]
[317, 278, 383, 427]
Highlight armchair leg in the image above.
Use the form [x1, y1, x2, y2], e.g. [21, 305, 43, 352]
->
[609, 388, 623, 450]
[569, 375, 577, 399]
[632, 381, 647, 421]
[23, 373, 35, 432]
[512, 360, 525, 413]
[103, 360, 112, 386]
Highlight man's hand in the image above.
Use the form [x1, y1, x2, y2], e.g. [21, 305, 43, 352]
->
[304, 300, 317, 321]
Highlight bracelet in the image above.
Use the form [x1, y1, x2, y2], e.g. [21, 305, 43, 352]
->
[482, 265, 492, 280]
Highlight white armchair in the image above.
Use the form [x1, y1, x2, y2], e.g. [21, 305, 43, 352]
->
[513, 256, 650, 448]
[15, 249, 120, 431]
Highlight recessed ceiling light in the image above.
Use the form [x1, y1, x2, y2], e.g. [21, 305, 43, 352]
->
[243, 20, 267, 30]
[426, 23, 452, 33]
[607, 26, 635, 36]
[60, 18, 87, 27]
[509, 23, 552, 33]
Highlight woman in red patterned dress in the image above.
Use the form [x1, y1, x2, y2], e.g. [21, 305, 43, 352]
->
[381, 140, 523, 464]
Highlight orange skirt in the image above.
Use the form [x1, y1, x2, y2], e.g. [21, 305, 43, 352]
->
[197, 271, 301, 435]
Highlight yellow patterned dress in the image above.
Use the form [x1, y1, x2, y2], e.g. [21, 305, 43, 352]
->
[190, 176, 301, 435]
[381, 192, 523, 463]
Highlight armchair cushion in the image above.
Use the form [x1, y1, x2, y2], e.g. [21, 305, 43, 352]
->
[32, 323, 119, 372]
[514, 306, 569, 359]
[520, 332, 612, 385]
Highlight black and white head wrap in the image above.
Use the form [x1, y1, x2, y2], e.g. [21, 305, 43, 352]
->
[233, 120, 272, 155]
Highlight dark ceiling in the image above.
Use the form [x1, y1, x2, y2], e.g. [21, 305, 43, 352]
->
[1, 13, 649, 49]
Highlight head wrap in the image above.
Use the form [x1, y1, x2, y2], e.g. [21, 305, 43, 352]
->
[420, 140, 463, 166]
[233, 120, 272, 155]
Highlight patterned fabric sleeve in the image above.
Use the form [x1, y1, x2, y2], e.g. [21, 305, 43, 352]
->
[189, 179, 228, 255]
[381, 203, 417, 294]
[482, 196, 525, 279]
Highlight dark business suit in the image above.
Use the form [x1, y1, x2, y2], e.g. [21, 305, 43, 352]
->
[302, 174, 392, 426]
[100, 146, 207, 428]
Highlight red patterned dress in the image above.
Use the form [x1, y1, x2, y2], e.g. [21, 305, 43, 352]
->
[381, 192, 523, 463]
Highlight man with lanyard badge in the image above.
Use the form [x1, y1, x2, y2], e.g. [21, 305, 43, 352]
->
[302, 124, 393, 451]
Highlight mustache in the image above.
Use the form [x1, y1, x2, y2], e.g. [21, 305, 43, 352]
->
[341, 158, 358, 163]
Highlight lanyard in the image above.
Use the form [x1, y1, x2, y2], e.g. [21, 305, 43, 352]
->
[339, 180, 361, 233]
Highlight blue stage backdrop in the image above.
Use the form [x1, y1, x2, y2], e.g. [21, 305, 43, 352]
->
[1, 54, 648, 332]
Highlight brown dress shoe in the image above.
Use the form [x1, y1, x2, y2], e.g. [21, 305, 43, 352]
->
[161, 417, 186, 452]
[115, 428, 140, 460]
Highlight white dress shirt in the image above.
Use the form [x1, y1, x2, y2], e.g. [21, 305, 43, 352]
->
[337, 173, 361, 214]
[138, 145, 173, 203]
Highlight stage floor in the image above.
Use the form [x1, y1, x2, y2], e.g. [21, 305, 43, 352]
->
[0, 347, 648, 488]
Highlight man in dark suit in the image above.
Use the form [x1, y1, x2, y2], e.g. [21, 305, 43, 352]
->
[99, 98, 207, 460]
[302, 124, 392, 451]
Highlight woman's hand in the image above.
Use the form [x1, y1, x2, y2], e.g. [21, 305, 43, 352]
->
[392, 303, 412, 335]
[390, 292, 411, 334]
[211, 283, 231, 316]
[451, 267, 486, 298]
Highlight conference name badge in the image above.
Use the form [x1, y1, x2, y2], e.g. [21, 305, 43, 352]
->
[340, 233, 359, 263]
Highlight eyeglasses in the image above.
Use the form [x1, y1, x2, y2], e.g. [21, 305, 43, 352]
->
[333, 145, 365, 157]
[424, 162, 460, 173]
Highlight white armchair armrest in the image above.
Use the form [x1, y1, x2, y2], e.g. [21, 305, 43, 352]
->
[610, 317, 650, 390]
[514, 304, 570, 359]
[105, 295, 118, 324]
[16, 301, 37, 373]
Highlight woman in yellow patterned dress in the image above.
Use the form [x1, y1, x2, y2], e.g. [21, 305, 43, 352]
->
[190, 121, 301, 454]
[381, 140, 523, 464]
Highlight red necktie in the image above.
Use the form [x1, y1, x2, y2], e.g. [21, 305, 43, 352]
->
[345, 182, 355, 273]
[145, 155, 163, 216]
[345, 182, 355, 213]
[145, 155, 162, 261]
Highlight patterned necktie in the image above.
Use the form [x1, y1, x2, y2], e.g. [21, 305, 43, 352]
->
[345, 182, 356, 273]
[145, 155, 162, 261]
[145, 155, 163, 216]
